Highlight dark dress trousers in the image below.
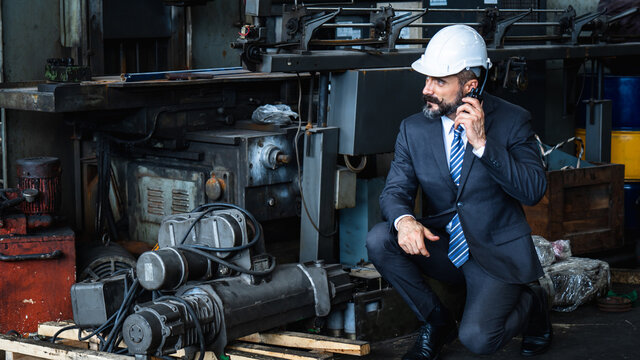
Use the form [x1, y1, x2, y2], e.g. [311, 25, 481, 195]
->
[366, 93, 547, 354]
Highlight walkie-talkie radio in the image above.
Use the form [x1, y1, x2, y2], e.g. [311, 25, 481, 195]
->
[464, 68, 488, 102]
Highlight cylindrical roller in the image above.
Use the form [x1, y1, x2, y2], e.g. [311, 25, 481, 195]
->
[123, 292, 218, 356]
[137, 248, 210, 290]
[16, 157, 61, 215]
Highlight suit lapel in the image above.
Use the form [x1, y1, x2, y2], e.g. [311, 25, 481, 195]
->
[456, 146, 475, 201]
[455, 94, 497, 201]
[425, 116, 458, 193]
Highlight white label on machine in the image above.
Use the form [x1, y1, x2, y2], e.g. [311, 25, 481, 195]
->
[145, 263, 154, 281]
[430, 0, 447, 6]
[484, 0, 498, 4]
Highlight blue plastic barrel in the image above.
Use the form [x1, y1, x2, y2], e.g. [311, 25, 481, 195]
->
[577, 76, 640, 130]
[624, 182, 640, 230]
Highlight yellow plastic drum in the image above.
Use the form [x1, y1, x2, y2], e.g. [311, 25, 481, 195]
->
[576, 128, 640, 180]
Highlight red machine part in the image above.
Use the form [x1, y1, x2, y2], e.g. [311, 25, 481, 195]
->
[0, 227, 75, 334]
[16, 157, 61, 215]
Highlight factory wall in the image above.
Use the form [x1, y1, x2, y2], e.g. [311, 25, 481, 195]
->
[2, 0, 76, 226]
[191, 0, 242, 68]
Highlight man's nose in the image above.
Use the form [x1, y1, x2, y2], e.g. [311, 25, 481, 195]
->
[422, 78, 434, 95]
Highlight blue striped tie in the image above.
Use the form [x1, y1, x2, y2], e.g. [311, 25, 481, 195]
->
[447, 126, 469, 267]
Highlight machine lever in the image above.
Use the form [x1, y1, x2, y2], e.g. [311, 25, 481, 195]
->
[0, 249, 62, 262]
[301, 9, 341, 52]
[387, 9, 427, 51]
[491, 8, 532, 48]
[570, 8, 607, 44]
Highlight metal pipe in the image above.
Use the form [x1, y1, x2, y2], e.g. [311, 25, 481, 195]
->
[186, 6, 193, 69]
[597, 59, 604, 100]
[307, 72, 315, 126]
[307, 7, 565, 12]
[317, 73, 329, 127]
[73, 125, 83, 230]
[321, 22, 560, 28]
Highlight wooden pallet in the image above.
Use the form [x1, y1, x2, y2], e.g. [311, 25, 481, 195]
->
[33, 322, 369, 360]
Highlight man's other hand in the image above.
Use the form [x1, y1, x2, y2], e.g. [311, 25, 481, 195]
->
[397, 217, 440, 256]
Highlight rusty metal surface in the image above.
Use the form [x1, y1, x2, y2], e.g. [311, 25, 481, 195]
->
[0, 214, 27, 236]
[0, 227, 75, 335]
[17, 157, 61, 215]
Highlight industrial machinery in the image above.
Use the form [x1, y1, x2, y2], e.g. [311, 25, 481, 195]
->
[0, 157, 61, 234]
[2, 0, 640, 346]
[0, 157, 76, 334]
[71, 203, 353, 359]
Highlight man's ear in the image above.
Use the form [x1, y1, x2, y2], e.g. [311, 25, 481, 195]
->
[465, 79, 479, 93]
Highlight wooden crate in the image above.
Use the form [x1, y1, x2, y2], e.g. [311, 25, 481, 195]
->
[37, 321, 370, 360]
[523, 163, 625, 254]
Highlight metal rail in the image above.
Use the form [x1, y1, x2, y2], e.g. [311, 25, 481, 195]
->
[306, 7, 566, 13]
[255, 42, 640, 73]
[322, 22, 561, 28]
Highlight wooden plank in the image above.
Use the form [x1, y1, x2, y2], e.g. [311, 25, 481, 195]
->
[0, 334, 132, 360]
[228, 343, 332, 360]
[37, 322, 100, 345]
[238, 332, 369, 356]
[226, 349, 285, 360]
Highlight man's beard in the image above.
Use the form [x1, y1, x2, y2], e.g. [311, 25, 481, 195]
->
[422, 88, 465, 118]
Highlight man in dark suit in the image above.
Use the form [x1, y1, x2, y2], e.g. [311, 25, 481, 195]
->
[366, 25, 551, 359]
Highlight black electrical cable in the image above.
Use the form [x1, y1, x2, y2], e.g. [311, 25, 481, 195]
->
[106, 286, 143, 353]
[101, 278, 141, 352]
[156, 296, 206, 360]
[177, 245, 276, 276]
[50, 324, 80, 343]
[103, 109, 165, 145]
[178, 207, 217, 245]
[180, 203, 263, 252]
[95, 135, 119, 244]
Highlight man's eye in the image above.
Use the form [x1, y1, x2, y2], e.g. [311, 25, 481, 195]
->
[437, 80, 445, 86]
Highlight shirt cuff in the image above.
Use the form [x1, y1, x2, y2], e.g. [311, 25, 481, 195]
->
[394, 214, 415, 231]
[472, 145, 485, 158]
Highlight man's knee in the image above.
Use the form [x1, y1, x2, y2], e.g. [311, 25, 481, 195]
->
[365, 222, 393, 262]
[458, 322, 502, 355]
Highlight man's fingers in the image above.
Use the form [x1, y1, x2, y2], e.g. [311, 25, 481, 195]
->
[456, 103, 477, 117]
[415, 237, 429, 257]
[424, 228, 440, 241]
[462, 96, 481, 108]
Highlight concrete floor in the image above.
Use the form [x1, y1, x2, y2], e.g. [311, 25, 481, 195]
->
[337, 287, 639, 360]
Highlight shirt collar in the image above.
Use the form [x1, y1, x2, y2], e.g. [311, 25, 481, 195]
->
[441, 115, 464, 134]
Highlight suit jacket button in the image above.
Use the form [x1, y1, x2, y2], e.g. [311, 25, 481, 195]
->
[457, 202, 463, 208]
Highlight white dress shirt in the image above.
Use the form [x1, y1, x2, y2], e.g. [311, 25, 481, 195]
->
[393, 115, 486, 230]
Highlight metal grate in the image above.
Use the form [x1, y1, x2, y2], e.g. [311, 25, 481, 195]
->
[171, 189, 191, 214]
[147, 187, 165, 216]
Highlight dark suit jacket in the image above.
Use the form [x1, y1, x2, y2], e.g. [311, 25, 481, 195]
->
[380, 93, 547, 284]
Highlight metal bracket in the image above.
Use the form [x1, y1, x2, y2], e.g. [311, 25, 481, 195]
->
[491, 9, 532, 48]
[284, 7, 341, 52]
[370, 6, 395, 40]
[569, 8, 607, 44]
[386, 9, 427, 51]
[558, 5, 577, 35]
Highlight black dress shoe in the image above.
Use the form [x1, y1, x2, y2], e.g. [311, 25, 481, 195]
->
[521, 283, 553, 357]
[403, 320, 457, 360]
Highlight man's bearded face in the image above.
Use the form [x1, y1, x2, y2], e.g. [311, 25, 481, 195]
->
[422, 86, 465, 118]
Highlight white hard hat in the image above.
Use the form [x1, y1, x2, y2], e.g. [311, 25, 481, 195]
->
[411, 25, 492, 77]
